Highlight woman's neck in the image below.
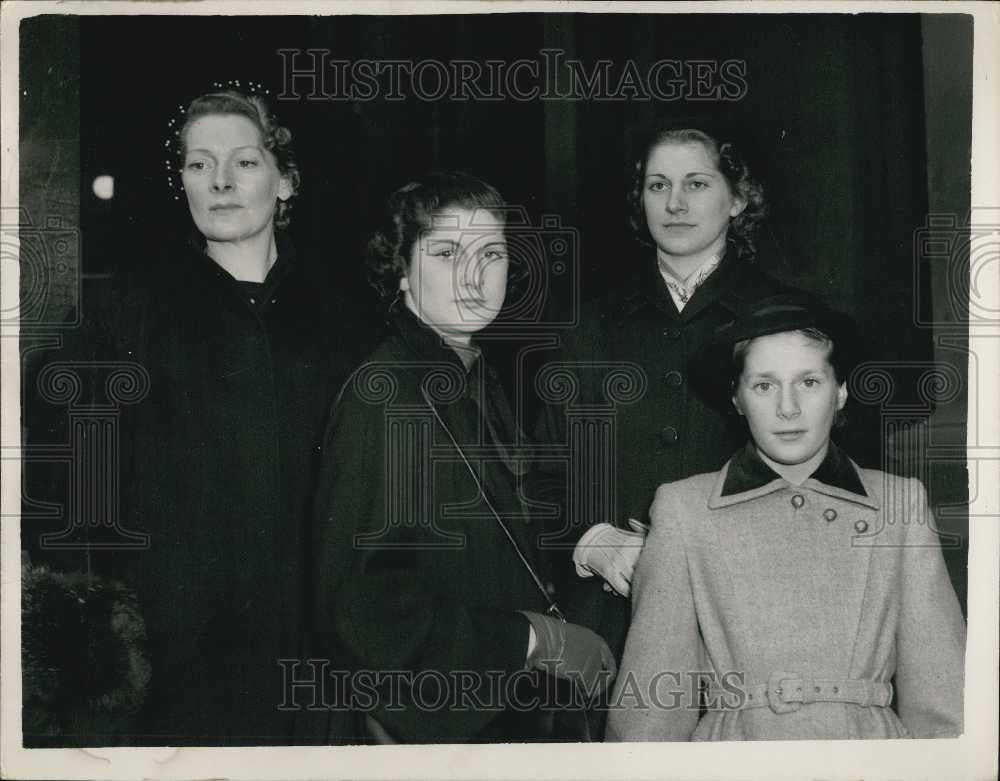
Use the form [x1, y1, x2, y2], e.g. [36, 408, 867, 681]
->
[756, 442, 830, 486]
[656, 235, 727, 284]
[205, 232, 278, 283]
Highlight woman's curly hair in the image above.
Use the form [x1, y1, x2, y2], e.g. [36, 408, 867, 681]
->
[366, 171, 513, 305]
[627, 125, 767, 261]
[172, 89, 300, 230]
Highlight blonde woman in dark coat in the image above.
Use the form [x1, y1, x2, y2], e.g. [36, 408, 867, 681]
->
[606, 294, 965, 741]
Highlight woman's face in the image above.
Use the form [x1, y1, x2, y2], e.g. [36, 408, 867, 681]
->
[641, 140, 746, 263]
[732, 331, 847, 474]
[180, 113, 291, 244]
[402, 206, 508, 346]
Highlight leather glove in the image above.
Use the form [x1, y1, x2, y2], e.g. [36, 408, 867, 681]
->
[520, 611, 617, 696]
[572, 519, 649, 597]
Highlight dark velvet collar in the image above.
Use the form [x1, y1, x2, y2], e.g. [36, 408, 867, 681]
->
[721, 440, 868, 498]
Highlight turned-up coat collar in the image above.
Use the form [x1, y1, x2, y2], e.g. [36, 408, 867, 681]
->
[181, 230, 299, 303]
[611, 245, 750, 324]
[708, 440, 879, 511]
[388, 301, 530, 478]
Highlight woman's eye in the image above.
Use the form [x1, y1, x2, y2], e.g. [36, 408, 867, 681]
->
[483, 249, 507, 261]
[648, 181, 667, 193]
[433, 249, 454, 259]
[687, 180, 708, 190]
[238, 159, 259, 168]
[186, 160, 207, 171]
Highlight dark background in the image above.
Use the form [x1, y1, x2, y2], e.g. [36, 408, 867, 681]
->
[19, 12, 972, 605]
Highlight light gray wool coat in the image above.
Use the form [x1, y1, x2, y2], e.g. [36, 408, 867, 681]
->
[606, 443, 966, 741]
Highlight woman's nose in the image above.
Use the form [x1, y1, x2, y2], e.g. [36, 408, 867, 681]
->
[459, 253, 484, 291]
[777, 387, 801, 419]
[211, 164, 234, 192]
[665, 186, 686, 213]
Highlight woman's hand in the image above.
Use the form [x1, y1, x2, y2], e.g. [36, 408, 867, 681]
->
[521, 611, 617, 696]
[572, 519, 650, 597]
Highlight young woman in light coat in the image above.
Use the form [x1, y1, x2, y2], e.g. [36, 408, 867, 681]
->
[605, 293, 965, 740]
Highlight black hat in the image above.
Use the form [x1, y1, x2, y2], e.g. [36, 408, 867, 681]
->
[711, 291, 858, 350]
[691, 290, 861, 408]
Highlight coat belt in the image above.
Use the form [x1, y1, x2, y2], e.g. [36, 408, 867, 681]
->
[714, 672, 893, 715]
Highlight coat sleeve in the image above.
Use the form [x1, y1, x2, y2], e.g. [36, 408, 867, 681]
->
[313, 371, 533, 743]
[894, 477, 966, 737]
[605, 483, 702, 741]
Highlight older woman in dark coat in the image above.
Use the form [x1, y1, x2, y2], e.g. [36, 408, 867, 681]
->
[313, 172, 616, 744]
[22, 88, 355, 745]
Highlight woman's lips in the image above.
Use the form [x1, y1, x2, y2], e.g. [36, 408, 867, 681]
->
[209, 204, 243, 212]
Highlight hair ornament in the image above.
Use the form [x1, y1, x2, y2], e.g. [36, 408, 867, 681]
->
[164, 79, 274, 199]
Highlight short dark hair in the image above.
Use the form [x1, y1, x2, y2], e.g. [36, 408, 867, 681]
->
[174, 89, 300, 230]
[366, 171, 508, 304]
[628, 125, 766, 260]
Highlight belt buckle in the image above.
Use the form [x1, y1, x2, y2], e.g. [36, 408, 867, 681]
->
[765, 671, 802, 715]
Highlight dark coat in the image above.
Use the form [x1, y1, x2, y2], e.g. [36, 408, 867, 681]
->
[531, 251, 791, 660]
[22, 235, 356, 745]
[313, 306, 561, 744]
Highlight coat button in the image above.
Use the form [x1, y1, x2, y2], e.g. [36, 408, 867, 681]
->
[854, 519, 869, 534]
[791, 494, 805, 508]
[662, 328, 681, 340]
[823, 508, 837, 522]
[665, 370, 683, 388]
[659, 426, 679, 446]
[545, 581, 556, 596]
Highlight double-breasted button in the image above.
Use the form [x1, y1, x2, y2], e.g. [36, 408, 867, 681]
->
[659, 426, 679, 446]
[545, 581, 556, 596]
[665, 370, 683, 388]
[854, 519, 869, 534]
[823, 508, 838, 522]
[790, 494, 805, 508]
[662, 328, 681, 340]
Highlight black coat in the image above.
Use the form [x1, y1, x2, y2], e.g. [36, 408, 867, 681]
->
[313, 306, 562, 744]
[531, 251, 791, 659]
[22, 235, 357, 745]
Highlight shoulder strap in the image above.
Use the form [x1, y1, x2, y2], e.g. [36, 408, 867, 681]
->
[419, 386, 565, 622]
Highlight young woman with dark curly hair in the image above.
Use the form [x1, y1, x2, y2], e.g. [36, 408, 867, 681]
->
[533, 120, 795, 682]
[312, 171, 617, 743]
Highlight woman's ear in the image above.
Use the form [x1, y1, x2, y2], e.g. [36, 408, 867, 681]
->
[729, 193, 748, 219]
[277, 176, 293, 202]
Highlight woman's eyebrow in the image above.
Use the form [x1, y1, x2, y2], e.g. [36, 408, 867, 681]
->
[644, 170, 717, 179]
[186, 145, 262, 155]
